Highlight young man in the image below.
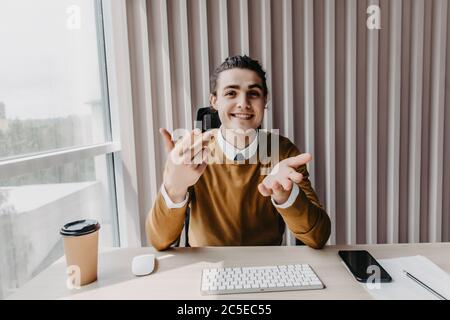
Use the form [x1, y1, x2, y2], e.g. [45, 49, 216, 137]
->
[147, 55, 331, 250]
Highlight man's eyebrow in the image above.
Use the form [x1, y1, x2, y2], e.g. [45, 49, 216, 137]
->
[223, 84, 263, 90]
[223, 85, 240, 90]
[248, 84, 263, 90]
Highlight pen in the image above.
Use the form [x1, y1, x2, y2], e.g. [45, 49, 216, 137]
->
[402, 270, 447, 300]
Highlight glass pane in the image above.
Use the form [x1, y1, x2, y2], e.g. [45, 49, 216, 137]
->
[0, 154, 119, 299]
[0, 0, 110, 160]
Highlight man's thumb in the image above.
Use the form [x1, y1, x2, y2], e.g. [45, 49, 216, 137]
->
[159, 128, 175, 152]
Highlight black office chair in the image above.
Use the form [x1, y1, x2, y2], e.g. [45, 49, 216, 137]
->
[195, 106, 221, 132]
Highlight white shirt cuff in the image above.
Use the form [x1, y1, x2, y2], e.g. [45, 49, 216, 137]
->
[161, 184, 189, 209]
[271, 183, 300, 209]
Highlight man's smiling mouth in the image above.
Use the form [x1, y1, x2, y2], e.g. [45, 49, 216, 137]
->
[230, 113, 254, 120]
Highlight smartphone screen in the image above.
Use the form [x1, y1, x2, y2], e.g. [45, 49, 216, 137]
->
[338, 250, 392, 283]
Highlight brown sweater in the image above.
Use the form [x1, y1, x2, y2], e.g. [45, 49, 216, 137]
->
[146, 131, 331, 250]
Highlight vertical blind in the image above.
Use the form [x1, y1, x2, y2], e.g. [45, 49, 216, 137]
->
[129, 0, 450, 245]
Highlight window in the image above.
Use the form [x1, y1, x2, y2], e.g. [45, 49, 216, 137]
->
[0, 0, 110, 158]
[0, 0, 122, 299]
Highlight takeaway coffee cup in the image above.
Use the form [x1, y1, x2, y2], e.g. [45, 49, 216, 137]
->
[60, 219, 100, 286]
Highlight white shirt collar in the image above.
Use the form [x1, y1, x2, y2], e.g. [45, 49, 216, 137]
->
[216, 127, 258, 161]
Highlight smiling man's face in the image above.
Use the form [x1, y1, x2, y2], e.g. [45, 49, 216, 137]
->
[210, 68, 267, 132]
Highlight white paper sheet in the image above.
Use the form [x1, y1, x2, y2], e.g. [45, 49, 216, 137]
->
[360, 255, 450, 300]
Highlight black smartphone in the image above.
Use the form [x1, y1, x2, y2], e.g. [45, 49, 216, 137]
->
[338, 250, 392, 283]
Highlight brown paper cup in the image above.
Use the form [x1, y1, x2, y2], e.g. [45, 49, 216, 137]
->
[60, 220, 100, 286]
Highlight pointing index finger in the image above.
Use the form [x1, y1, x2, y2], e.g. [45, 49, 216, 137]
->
[285, 153, 312, 169]
[174, 129, 215, 155]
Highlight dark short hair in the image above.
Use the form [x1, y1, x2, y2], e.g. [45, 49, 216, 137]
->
[210, 55, 268, 97]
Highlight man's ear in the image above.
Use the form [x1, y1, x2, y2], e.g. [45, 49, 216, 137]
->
[209, 94, 218, 110]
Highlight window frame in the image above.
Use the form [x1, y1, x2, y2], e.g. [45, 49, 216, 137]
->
[0, 0, 142, 247]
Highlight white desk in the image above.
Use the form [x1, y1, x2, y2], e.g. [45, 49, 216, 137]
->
[8, 243, 450, 300]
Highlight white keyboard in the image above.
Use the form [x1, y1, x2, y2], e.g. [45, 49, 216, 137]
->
[201, 264, 325, 295]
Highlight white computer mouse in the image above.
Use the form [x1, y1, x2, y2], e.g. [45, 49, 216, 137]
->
[131, 254, 155, 276]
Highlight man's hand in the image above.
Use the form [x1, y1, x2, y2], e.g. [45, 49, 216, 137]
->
[160, 128, 214, 203]
[258, 153, 312, 205]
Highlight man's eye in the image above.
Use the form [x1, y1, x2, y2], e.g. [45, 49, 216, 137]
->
[248, 91, 261, 97]
[225, 91, 236, 97]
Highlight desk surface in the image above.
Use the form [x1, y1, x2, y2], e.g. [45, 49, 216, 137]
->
[8, 243, 450, 300]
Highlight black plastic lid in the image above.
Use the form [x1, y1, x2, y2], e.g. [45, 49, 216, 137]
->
[60, 219, 100, 236]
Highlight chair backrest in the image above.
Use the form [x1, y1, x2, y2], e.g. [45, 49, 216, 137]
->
[195, 106, 221, 132]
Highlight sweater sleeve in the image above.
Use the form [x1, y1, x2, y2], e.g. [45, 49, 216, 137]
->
[146, 190, 189, 251]
[274, 142, 331, 249]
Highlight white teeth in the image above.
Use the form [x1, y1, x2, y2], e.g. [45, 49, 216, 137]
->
[232, 114, 253, 119]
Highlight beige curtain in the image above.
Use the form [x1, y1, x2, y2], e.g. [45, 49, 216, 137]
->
[127, 0, 450, 245]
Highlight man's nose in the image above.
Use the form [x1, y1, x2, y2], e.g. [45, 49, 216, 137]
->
[237, 94, 251, 109]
